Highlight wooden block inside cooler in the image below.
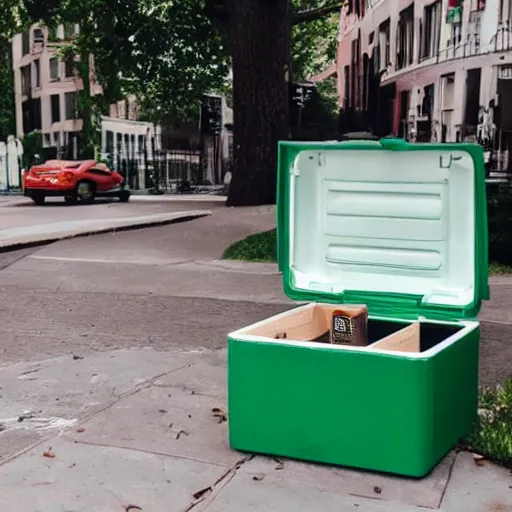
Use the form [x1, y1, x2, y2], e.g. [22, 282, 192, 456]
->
[372, 322, 420, 353]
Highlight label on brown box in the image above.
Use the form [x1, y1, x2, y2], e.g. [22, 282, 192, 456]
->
[330, 307, 368, 346]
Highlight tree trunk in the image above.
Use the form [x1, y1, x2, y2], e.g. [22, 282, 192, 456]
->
[227, 0, 291, 206]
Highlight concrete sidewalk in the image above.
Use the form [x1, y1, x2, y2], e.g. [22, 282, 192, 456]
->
[0, 348, 509, 512]
[0, 210, 210, 249]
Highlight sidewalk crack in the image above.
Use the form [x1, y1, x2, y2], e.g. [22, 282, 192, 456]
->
[437, 451, 458, 509]
[184, 454, 254, 512]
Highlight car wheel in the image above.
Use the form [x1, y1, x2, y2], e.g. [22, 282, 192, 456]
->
[118, 190, 130, 202]
[30, 193, 45, 205]
[64, 196, 78, 205]
[76, 181, 96, 204]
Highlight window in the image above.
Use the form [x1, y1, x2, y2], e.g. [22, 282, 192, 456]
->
[20, 65, 31, 95]
[65, 54, 75, 77]
[33, 28, 44, 44]
[470, 0, 486, 10]
[64, 92, 78, 120]
[138, 135, 144, 156]
[64, 24, 77, 39]
[33, 59, 40, 88]
[51, 94, 61, 123]
[22, 98, 42, 133]
[351, 41, 357, 107]
[499, 0, 510, 22]
[467, 11, 482, 54]
[396, 5, 414, 70]
[117, 100, 127, 119]
[88, 168, 111, 176]
[344, 65, 350, 106]
[105, 130, 114, 158]
[116, 133, 123, 168]
[378, 19, 391, 70]
[464, 68, 481, 127]
[22, 31, 30, 55]
[421, 1, 442, 60]
[48, 26, 58, 42]
[449, 23, 462, 47]
[440, 74, 455, 110]
[421, 84, 435, 118]
[354, 0, 360, 17]
[49, 57, 59, 80]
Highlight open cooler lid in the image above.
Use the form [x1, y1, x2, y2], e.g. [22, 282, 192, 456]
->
[276, 138, 489, 321]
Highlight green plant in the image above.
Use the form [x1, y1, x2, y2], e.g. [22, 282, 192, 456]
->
[465, 379, 512, 469]
[223, 228, 277, 262]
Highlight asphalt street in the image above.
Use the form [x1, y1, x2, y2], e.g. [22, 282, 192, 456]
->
[0, 199, 509, 387]
[0, 200, 283, 365]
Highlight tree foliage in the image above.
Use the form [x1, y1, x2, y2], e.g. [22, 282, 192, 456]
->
[0, 0, 27, 140]
[0, 40, 16, 141]
[28, 0, 230, 124]
[291, 0, 339, 81]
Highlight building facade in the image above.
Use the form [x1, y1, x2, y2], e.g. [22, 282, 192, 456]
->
[11, 24, 103, 151]
[336, 0, 512, 169]
[11, 25, 158, 174]
[100, 116, 161, 190]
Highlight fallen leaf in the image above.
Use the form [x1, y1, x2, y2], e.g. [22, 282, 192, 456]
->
[273, 458, 284, 470]
[212, 408, 228, 424]
[18, 412, 36, 422]
[473, 453, 485, 466]
[124, 506, 143, 512]
[76, 428, 85, 433]
[373, 486, 382, 494]
[43, 447, 55, 458]
[176, 430, 189, 440]
[252, 474, 265, 481]
[192, 486, 211, 500]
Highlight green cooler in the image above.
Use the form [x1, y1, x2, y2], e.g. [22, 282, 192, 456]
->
[228, 139, 489, 477]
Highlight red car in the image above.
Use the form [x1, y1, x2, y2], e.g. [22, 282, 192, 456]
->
[24, 160, 130, 205]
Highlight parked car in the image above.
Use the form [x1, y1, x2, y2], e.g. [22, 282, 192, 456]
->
[24, 160, 130, 205]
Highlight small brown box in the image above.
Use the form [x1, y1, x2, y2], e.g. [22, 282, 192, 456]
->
[330, 305, 368, 346]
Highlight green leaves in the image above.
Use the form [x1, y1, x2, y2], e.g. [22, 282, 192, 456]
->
[291, 0, 339, 81]
[37, 0, 230, 123]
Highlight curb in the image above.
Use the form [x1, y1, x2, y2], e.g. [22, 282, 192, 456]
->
[0, 212, 210, 254]
[0, 199, 31, 208]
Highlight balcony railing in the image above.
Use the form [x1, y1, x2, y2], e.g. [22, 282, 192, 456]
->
[434, 23, 512, 63]
[384, 21, 512, 82]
